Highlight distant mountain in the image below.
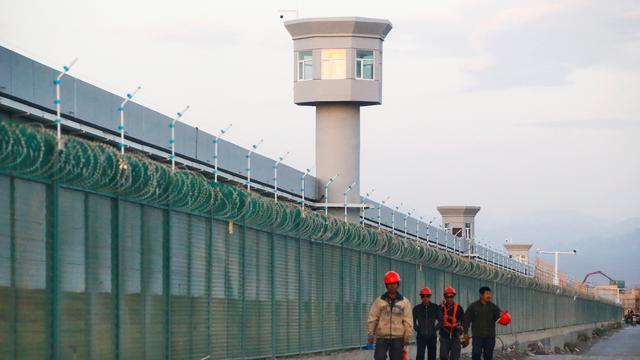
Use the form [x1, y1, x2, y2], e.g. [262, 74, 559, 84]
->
[480, 211, 640, 287]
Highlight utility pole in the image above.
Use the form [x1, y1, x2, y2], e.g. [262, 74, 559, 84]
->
[536, 249, 577, 286]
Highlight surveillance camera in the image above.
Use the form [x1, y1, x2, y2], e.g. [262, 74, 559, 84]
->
[573, 249, 577, 253]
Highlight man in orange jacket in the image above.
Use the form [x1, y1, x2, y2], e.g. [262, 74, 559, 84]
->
[439, 287, 464, 360]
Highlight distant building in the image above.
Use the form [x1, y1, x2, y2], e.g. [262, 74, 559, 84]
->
[620, 288, 640, 313]
[535, 256, 568, 287]
[504, 239, 532, 265]
[594, 284, 621, 304]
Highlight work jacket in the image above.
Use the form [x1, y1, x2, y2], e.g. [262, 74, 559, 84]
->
[413, 302, 442, 337]
[463, 300, 501, 338]
[367, 292, 413, 341]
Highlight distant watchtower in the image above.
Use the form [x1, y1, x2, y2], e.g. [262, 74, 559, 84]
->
[284, 17, 392, 221]
[437, 206, 481, 239]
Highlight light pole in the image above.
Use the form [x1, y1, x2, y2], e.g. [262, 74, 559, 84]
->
[53, 57, 78, 150]
[213, 123, 232, 182]
[403, 209, 413, 239]
[246, 139, 264, 192]
[480, 242, 488, 264]
[343, 181, 357, 223]
[118, 85, 142, 155]
[361, 189, 375, 226]
[392, 202, 403, 236]
[426, 217, 435, 244]
[169, 105, 190, 172]
[536, 249, 577, 286]
[300, 166, 314, 211]
[324, 174, 338, 216]
[377, 196, 390, 229]
[273, 151, 290, 202]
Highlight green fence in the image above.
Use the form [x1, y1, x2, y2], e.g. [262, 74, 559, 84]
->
[0, 117, 621, 359]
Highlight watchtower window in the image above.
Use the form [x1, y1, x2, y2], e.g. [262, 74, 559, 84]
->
[321, 49, 346, 79]
[297, 51, 313, 81]
[356, 50, 374, 80]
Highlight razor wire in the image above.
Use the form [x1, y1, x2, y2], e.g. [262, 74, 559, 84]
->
[0, 118, 608, 301]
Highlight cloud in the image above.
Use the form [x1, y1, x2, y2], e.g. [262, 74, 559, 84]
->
[465, 0, 640, 90]
[520, 119, 640, 129]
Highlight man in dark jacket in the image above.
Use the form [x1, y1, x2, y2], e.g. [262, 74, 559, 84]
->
[439, 287, 464, 360]
[413, 287, 442, 360]
[463, 286, 502, 360]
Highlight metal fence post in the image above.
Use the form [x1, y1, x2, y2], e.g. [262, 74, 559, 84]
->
[271, 231, 276, 356]
[112, 198, 120, 360]
[51, 181, 60, 360]
[207, 215, 213, 359]
[8, 177, 16, 359]
[163, 208, 171, 360]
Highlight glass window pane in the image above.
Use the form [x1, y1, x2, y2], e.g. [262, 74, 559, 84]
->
[298, 50, 312, 61]
[321, 49, 346, 79]
[356, 50, 374, 79]
[363, 60, 373, 79]
[304, 63, 312, 80]
[356, 50, 374, 60]
[298, 51, 312, 80]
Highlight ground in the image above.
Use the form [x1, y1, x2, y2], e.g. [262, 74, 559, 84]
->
[537, 325, 640, 360]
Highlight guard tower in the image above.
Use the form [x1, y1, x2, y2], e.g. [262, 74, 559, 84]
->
[504, 239, 533, 264]
[437, 206, 481, 239]
[284, 17, 392, 221]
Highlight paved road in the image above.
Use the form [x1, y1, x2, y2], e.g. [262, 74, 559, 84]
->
[538, 325, 640, 360]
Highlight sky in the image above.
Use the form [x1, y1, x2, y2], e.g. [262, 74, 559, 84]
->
[1, 0, 639, 283]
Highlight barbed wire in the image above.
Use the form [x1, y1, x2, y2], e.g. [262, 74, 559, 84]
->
[0, 118, 612, 302]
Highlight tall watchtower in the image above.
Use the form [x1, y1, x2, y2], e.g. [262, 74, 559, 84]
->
[284, 17, 392, 221]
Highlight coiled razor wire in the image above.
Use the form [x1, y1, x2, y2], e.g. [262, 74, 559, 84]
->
[0, 118, 603, 300]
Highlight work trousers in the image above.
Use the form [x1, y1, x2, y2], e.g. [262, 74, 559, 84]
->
[471, 336, 496, 360]
[439, 336, 461, 360]
[416, 334, 437, 360]
[374, 337, 404, 360]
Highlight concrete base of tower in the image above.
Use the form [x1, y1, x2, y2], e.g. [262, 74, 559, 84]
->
[315, 103, 361, 223]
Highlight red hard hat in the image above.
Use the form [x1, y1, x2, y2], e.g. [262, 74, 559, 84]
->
[420, 287, 432, 296]
[444, 287, 457, 296]
[384, 271, 401, 284]
[498, 311, 512, 326]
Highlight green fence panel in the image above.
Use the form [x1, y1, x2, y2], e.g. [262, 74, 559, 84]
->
[225, 221, 242, 359]
[119, 200, 144, 358]
[143, 206, 166, 359]
[0, 176, 11, 358]
[0, 118, 624, 359]
[14, 178, 50, 359]
[210, 219, 227, 360]
[58, 188, 87, 359]
[190, 215, 210, 359]
[169, 211, 190, 359]
[87, 193, 115, 359]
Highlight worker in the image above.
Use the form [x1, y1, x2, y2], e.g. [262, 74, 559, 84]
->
[439, 287, 464, 360]
[463, 286, 504, 360]
[367, 270, 413, 360]
[413, 287, 442, 360]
